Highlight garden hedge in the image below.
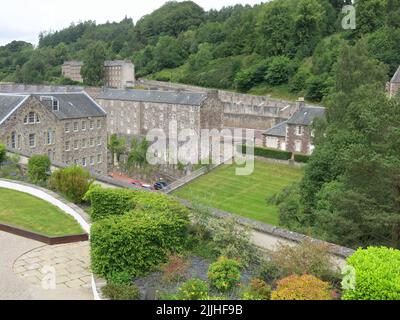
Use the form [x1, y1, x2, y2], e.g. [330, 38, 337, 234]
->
[293, 153, 310, 163]
[238, 145, 292, 161]
[85, 187, 189, 222]
[342, 247, 400, 300]
[91, 208, 190, 278]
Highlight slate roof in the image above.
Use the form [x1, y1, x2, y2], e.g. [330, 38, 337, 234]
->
[0, 94, 29, 125]
[33, 93, 106, 119]
[391, 66, 400, 83]
[287, 106, 326, 126]
[97, 89, 208, 106]
[263, 121, 287, 137]
[0, 92, 106, 124]
[104, 60, 133, 67]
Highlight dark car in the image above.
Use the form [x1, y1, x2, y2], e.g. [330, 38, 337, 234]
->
[154, 182, 168, 191]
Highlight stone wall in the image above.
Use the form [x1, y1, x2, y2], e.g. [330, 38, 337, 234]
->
[286, 124, 313, 155]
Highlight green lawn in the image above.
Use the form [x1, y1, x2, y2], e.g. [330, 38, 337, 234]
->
[0, 188, 84, 237]
[173, 161, 304, 226]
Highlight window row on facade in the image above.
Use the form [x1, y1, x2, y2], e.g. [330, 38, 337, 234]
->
[64, 137, 102, 151]
[64, 119, 102, 133]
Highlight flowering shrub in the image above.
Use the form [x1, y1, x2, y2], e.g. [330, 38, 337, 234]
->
[177, 279, 209, 300]
[342, 247, 400, 300]
[161, 255, 189, 283]
[271, 275, 333, 300]
[208, 257, 242, 292]
[242, 278, 271, 300]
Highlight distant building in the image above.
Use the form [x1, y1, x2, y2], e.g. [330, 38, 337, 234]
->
[96, 89, 223, 137]
[104, 60, 135, 89]
[61, 61, 84, 83]
[388, 66, 400, 98]
[0, 92, 108, 174]
[61, 60, 135, 89]
[263, 105, 326, 155]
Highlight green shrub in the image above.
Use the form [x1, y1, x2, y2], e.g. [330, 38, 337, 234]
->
[239, 145, 292, 161]
[294, 153, 310, 163]
[271, 239, 337, 281]
[208, 257, 242, 292]
[177, 279, 209, 300]
[242, 278, 272, 300]
[258, 260, 285, 285]
[0, 144, 6, 164]
[101, 283, 140, 300]
[49, 166, 93, 204]
[271, 275, 333, 300]
[84, 186, 189, 222]
[91, 209, 189, 278]
[161, 254, 189, 283]
[107, 271, 133, 286]
[342, 247, 400, 300]
[28, 155, 51, 184]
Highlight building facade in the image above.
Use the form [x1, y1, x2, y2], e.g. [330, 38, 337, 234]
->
[61, 61, 84, 83]
[0, 92, 108, 174]
[388, 66, 400, 98]
[104, 60, 135, 89]
[96, 89, 224, 137]
[263, 105, 326, 155]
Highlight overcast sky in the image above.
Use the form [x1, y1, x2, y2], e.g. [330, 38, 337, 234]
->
[0, 0, 265, 46]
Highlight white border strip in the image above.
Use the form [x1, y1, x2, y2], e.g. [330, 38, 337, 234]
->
[0, 180, 90, 233]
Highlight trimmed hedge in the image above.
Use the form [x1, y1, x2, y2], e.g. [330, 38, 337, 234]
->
[294, 153, 310, 163]
[342, 247, 400, 300]
[91, 209, 190, 278]
[85, 187, 189, 222]
[239, 145, 292, 161]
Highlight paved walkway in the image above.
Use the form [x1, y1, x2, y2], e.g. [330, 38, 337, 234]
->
[0, 231, 93, 300]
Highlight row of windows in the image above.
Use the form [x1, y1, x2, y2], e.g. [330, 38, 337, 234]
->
[65, 137, 102, 151]
[8, 130, 55, 149]
[66, 154, 103, 166]
[65, 119, 102, 133]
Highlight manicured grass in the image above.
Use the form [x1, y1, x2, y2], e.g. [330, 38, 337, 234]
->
[173, 160, 303, 226]
[0, 188, 84, 237]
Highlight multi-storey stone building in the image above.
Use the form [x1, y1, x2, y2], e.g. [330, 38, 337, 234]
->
[61, 60, 135, 89]
[0, 92, 108, 174]
[61, 61, 84, 83]
[96, 89, 223, 137]
[263, 105, 326, 155]
[104, 60, 135, 89]
[388, 66, 400, 98]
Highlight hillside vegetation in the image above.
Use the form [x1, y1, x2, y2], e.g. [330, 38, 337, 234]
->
[0, 0, 399, 102]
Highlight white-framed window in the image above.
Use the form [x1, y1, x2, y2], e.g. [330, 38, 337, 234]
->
[90, 138, 95, 147]
[82, 158, 87, 167]
[73, 122, 79, 132]
[90, 156, 95, 165]
[65, 141, 70, 151]
[29, 134, 36, 148]
[74, 159, 79, 165]
[297, 126, 304, 136]
[82, 139, 87, 148]
[90, 120, 94, 130]
[97, 154, 102, 164]
[73, 140, 79, 150]
[266, 137, 278, 149]
[295, 140, 302, 153]
[97, 119, 102, 129]
[25, 112, 40, 124]
[52, 99, 59, 111]
[47, 130, 55, 145]
[82, 121, 87, 131]
[65, 123, 70, 133]
[97, 137, 102, 146]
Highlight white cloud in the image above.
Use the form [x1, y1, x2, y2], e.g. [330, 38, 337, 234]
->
[0, 0, 265, 46]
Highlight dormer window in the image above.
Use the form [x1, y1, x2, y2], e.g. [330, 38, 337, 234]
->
[24, 112, 40, 124]
[52, 99, 59, 111]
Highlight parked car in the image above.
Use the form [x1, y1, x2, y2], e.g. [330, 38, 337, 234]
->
[154, 182, 168, 191]
[142, 184, 155, 191]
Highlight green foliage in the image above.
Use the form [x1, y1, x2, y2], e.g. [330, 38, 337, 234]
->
[258, 260, 285, 285]
[271, 275, 333, 300]
[108, 134, 126, 165]
[27, 155, 51, 184]
[342, 247, 400, 300]
[294, 153, 310, 163]
[177, 279, 209, 300]
[208, 257, 242, 292]
[81, 42, 107, 86]
[49, 166, 93, 204]
[107, 271, 133, 286]
[101, 283, 140, 300]
[128, 137, 150, 169]
[264, 56, 296, 85]
[90, 202, 190, 278]
[242, 279, 272, 300]
[239, 145, 292, 161]
[0, 144, 7, 164]
[161, 254, 189, 283]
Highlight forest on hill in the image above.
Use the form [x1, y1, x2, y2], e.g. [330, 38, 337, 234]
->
[0, 0, 399, 102]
